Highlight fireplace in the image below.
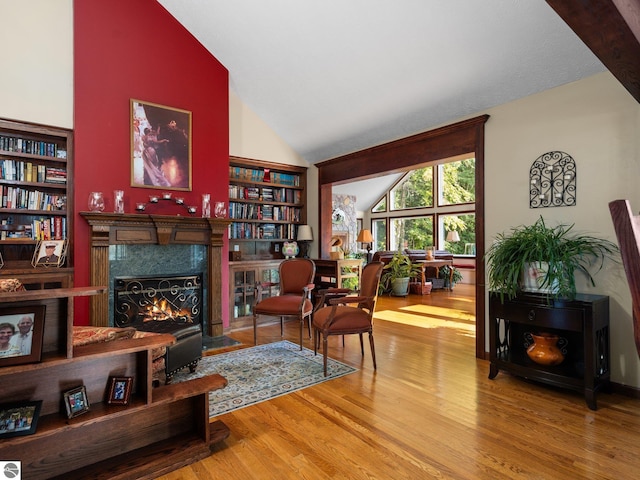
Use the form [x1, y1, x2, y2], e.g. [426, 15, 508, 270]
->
[114, 273, 202, 333]
[81, 212, 229, 336]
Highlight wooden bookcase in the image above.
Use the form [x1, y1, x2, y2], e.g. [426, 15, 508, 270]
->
[0, 287, 229, 479]
[0, 118, 73, 285]
[229, 156, 307, 261]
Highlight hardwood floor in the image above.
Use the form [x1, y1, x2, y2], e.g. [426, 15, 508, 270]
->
[159, 285, 640, 479]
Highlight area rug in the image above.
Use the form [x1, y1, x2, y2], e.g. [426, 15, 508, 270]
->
[172, 340, 357, 417]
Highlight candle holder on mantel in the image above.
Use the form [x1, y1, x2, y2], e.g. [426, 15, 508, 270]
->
[134, 192, 197, 215]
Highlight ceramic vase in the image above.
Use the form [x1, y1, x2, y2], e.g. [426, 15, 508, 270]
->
[526, 333, 564, 366]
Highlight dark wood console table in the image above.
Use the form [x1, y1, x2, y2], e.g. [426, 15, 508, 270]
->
[488, 292, 610, 410]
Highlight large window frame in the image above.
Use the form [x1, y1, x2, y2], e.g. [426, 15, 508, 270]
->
[371, 156, 476, 256]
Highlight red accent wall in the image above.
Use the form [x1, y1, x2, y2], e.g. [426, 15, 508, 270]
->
[73, 0, 229, 325]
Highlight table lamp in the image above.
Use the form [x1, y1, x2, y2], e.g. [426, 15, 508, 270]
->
[297, 225, 313, 258]
[357, 228, 374, 263]
[446, 231, 460, 243]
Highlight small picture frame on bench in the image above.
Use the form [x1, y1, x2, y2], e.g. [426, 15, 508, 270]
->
[107, 376, 133, 405]
[63, 385, 90, 419]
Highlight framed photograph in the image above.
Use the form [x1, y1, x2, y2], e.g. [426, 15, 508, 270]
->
[0, 305, 45, 367]
[63, 386, 90, 419]
[0, 400, 42, 439]
[131, 99, 192, 191]
[107, 376, 133, 405]
[32, 239, 67, 268]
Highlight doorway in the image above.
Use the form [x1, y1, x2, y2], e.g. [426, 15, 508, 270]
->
[315, 115, 489, 359]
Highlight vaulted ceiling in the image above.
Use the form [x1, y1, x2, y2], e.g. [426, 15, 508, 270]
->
[158, 0, 639, 166]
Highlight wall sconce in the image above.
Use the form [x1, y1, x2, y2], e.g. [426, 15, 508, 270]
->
[357, 228, 374, 263]
[529, 151, 577, 208]
[446, 231, 460, 243]
[296, 225, 313, 258]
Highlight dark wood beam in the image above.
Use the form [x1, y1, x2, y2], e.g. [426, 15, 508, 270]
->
[546, 0, 640, 103]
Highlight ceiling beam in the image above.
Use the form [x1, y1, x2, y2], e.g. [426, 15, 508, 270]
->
[546, 0, 640, 103]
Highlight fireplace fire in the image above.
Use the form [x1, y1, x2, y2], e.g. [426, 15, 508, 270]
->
[114, 274, 202, 333]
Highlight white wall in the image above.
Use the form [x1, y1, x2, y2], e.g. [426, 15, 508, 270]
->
[0, 0, 73, 128]
[5, 2, 640, 388]
[484, 71, 640, 386]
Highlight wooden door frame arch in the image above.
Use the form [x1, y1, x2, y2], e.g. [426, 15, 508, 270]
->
[315, 115, 489, 359]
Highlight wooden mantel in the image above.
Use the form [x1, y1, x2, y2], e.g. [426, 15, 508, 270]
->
[81, 212, 230, 335]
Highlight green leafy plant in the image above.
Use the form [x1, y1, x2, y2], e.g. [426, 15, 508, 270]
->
[486, 216, 618, 302]
[438, 264, 463, 288]
[379, 251, 422, 294]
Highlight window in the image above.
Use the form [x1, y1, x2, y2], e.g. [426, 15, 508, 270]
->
[371, 157, 475, 255]
[372, 196, 387, 212]
[372, 219, 387, 251]
[438, 158, 475, 206]
[390, 167, 433, 210]
[389, 216, 433, 251]
[440, 213, 475, 255]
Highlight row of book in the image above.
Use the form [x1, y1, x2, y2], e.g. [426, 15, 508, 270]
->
[229, 166, 300, 186]
[0, 217, 66, 241]
[0, 135, 64, 158]
[1, 186, 66, 211]
[1, 159, 67, 184]
[228, 222, 298, 240]
[228, 185, 302, 204]
[229, 202, 301, 222]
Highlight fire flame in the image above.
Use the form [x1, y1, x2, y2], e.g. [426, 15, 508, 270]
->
[141, 298, 192, 323]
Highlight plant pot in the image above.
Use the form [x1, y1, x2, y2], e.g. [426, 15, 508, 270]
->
[391, 277, 410, 296]
[521, 262, 558, 294]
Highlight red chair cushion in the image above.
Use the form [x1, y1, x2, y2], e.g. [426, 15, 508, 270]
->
[254, 295, 313, 316]
[313, 306, 371, 333]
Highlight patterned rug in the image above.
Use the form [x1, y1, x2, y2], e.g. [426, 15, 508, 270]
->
[172, 340, 357, 417]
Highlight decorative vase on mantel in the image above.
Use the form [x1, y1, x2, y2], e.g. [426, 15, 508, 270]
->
[526, 332, 565, 366]
[88, 191, 105, 212]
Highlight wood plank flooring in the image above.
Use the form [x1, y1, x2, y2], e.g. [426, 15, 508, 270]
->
[158, 285, 640, 479]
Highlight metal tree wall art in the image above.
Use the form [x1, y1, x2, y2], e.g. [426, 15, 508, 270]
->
[529, 151, 576, 208]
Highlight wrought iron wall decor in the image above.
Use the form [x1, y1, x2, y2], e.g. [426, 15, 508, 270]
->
[529, 151, 576, 208]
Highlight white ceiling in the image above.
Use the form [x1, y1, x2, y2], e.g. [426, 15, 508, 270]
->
[158, 0, 605, 167]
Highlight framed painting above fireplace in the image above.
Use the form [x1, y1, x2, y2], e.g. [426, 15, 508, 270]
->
[130, 99, 192, 191]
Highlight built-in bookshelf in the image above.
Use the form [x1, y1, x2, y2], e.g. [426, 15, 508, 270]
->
[0, 118, 73, 275]
[229, 156, 306, 260]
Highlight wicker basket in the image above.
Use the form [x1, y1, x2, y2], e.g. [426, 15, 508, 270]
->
[410, 281, 432, 295]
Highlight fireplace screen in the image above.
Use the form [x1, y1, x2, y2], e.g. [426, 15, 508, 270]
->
[114, 274, 202, 333]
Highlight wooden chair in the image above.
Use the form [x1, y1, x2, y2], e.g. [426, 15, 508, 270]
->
[313, 261, 384, 376]
[609, 199, 640, 358]
[253, 258, 315, 349]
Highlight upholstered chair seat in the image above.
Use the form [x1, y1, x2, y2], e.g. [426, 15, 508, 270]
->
[253, 258, 316, 349]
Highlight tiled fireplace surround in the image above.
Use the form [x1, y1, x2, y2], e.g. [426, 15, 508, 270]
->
[81, 213, 229, 336]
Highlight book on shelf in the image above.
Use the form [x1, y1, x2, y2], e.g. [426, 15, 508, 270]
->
[0, 135, 59, 157]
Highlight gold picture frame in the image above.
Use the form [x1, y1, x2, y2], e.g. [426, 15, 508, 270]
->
[131, 99, 192, 191]
[32, 239, 67, 268]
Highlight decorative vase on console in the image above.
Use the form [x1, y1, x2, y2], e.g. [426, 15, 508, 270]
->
[526, 332, 565, 366]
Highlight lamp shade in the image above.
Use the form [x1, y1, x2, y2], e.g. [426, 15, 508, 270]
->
[297, 225, 313, 241]
[446, 231, 460, 242]
[357, 229, 373, 243]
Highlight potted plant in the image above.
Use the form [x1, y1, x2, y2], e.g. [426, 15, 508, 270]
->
[380, 251, 422, 296]
[486, 216, 618, 302]
[439, 264, 463, 289]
